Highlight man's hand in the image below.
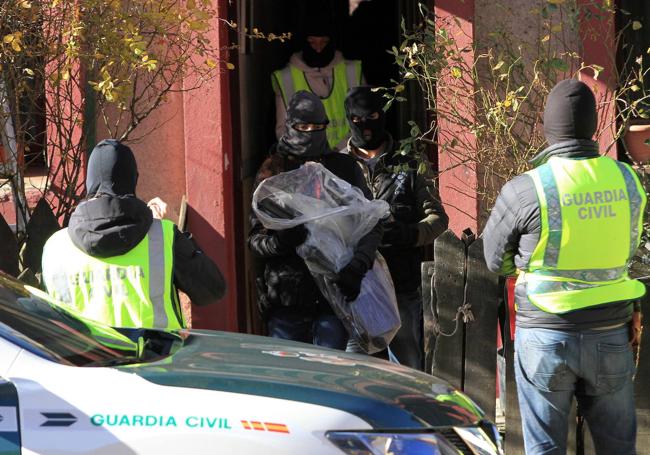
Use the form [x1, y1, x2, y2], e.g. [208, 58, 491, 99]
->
[275, 224, 308, 249]
[335, 258, 368, 302]
[148, 197, 168, 220]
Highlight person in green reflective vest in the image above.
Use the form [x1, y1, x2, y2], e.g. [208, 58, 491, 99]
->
[483, 80, 645, 455]
[41, 140, 226, 330]
[272, 13, 363, 151]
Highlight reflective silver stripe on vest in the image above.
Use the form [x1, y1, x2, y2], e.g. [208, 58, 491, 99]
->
[148, 219, 167, 328]
[538, 164, 562, 267]
[614, 161, 643, 260]
[527, 279, 595, 295]
[345, 61, 358, 87]
[531, 266, 627, 282]
[279, 67, 296, 106]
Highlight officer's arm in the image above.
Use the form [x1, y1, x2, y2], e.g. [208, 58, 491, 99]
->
[172, 227, 226, 306]
[413, 157, 449, 247]
[482, 179, 524, 276]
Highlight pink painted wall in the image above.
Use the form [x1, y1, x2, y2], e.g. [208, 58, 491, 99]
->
[435, 0, 480, 235]
[181, 0, 238, 332]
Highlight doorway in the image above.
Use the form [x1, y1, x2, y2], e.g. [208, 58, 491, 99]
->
[231, 0, 428, 334]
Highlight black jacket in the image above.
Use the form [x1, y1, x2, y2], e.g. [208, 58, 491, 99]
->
[68, 195, 226, 307]
[482, 140, 633, 329]
[347, 135, 448, 292]
[248, 149, 383, 316]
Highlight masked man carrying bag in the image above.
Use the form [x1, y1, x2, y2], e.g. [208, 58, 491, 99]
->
[248, 90, 382, 349]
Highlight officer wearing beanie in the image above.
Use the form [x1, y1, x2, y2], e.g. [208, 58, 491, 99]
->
[249, 90, 382, 349]
[483, 79, 645, 454]
[271, 11, 364, 152]
[42, 140, 226, 329]
[343, 86, 449, 369]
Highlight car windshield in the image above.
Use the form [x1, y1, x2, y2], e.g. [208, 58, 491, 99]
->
[0, 273, 141, 367]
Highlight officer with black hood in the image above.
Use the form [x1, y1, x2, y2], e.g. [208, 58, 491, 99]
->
[343, 86, 449, 369]
[272, 11, 364, 151]
[42, 139, 226, 329]
[249, 90, 382, 349]
[483, 79, 645, 454]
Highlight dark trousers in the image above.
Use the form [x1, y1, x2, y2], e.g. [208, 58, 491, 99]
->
[267, 303, 348, 350]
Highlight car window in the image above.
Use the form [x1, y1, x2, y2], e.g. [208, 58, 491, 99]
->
[0, 274, 139, 367]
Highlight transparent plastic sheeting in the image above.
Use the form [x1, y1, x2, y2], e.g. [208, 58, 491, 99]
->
[252, 162, 400, 353]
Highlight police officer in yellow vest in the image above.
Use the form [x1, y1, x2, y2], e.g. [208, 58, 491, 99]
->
[272, 14, 363, 151]
[483, 80, 645, 454]
[42, 140, 226, 330]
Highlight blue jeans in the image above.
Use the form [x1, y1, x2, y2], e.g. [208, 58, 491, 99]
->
[267, 305, 348, 350]
[515, 326, 636, 455]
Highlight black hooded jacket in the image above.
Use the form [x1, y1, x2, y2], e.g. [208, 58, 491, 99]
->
[483, 80, 635, 329]
[64, 140, 225, 307]
[346, 134, 448, 292]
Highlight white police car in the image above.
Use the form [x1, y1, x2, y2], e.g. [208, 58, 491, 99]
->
[0, 273, 503, 454]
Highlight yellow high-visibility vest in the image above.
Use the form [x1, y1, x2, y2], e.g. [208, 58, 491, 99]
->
[272, 60, 362, 148]
[518, 155, 646, 313]
[42, 219, 184, 329]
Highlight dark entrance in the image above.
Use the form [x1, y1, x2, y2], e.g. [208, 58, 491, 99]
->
[231, 0, 427, 333]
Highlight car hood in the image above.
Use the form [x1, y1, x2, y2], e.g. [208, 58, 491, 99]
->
[122, 329, 482, 430]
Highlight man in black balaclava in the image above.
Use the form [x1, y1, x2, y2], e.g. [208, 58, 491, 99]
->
[249, 90, 383, 350]
[343, 86, 449, 369]
[483, 79, 644, 454]
[271, 12, 364, 151]
[42, 139, 226, 329]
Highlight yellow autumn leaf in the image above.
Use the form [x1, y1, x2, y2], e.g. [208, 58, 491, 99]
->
[205, 58, 217, 68]
[11, 40, 22, 52]
[23, 68, 34, 76]
[551, 24, 562, 33]
[633, 21, 643, 31]
[451, 66, 462, 78]
[395, 84, 405, 93]
[20, 1, 31, 8]
[541, 34, 550, 42]
[3, 34, 14, 44]
[225, 62, 235, 70]
[547, 0, 565, 4]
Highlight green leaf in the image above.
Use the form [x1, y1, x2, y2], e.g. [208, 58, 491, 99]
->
[549, 58, 569, 72]
[418, 161, 428, 175]
[644, 139, 650, 147]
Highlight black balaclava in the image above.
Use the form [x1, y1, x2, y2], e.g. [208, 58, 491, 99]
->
[345, 86, 387, 149]
[543, 79, 597, 145]
[301, 15, 336, 68]
[277, 90, 330, 159]
[86, 139, 138, 197]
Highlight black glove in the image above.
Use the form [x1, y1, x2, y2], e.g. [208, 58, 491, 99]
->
[382, 221, 419, 246]
[335, 258, 368, 302]
[275, 224, 308, 249]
